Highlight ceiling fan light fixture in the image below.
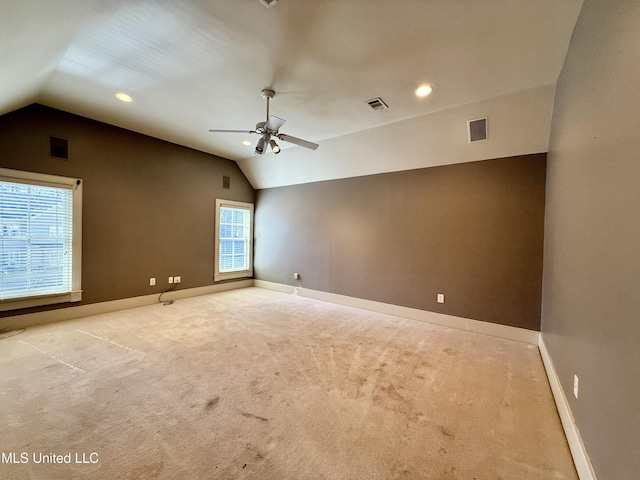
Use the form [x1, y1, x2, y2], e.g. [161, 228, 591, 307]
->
[415, 84, 433, 97]
[255, 136, 266, 155]
[269, 139, 281, 154]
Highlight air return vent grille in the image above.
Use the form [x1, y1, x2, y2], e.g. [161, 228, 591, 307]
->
[49, 136, 69, 159]
[468, 117, 488, 143]
[365, 97, 388, 111]
[258, 0, 280, 8]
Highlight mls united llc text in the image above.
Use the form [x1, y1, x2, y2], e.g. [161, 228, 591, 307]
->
[1, 452, 99, 464]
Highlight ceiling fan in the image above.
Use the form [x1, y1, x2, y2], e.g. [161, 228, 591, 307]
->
[208, 89, 319, 155]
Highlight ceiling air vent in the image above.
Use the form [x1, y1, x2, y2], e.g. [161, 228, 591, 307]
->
[365, 97, 388, 112]
[258, 0, 280, 8]
[468, 117, 488, 143]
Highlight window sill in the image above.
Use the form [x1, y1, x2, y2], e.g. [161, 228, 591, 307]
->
[214, 270, 253, 282]
[0, 291, 83, 312]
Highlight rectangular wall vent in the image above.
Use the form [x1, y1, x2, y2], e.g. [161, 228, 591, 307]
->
[258, 0, 280, 8]
[468, 117, 488, 143]
[365, 97, 388, 112]
[49, 136, 69, 159]
[223, 176, 231, 189]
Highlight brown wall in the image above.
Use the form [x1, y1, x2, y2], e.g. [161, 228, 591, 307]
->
[0, 104, 254, 318]
[543, 0, 640, 477]
[255, 154, 546, 330]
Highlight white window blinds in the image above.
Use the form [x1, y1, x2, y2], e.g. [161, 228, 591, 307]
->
[219, 206, 251, 273]
[215, 199, 253, 281]
[0, 168, 82, 311]
[0, 180, 73, 300]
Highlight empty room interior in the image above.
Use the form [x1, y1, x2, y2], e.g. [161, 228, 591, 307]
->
[0, 1, 638, 479]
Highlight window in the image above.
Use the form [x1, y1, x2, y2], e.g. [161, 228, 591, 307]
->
[214, 199, 253, 281]
[0, 168, 82, 311]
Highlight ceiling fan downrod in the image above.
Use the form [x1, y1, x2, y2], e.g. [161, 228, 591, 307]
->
[261, 89, 275, 122]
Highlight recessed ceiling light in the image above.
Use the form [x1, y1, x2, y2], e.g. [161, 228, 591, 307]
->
[242, 140, 252, 146]
[115, 92, 133, 102]
[415, 84, 433, 97]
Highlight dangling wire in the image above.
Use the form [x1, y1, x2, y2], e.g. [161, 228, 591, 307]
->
[159, 283, 177, 305]
[0, 328, 26, 339]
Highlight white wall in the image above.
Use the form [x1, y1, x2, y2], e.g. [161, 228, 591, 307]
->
[239, 85, 555, 189]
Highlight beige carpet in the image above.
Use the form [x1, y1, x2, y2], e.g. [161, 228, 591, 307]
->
[0, 287, 576, 479]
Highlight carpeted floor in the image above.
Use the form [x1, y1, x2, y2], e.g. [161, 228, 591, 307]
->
[0, 287, 577, 479]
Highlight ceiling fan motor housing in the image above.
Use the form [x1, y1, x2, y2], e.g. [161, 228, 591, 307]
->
[261, 89, 275, 100]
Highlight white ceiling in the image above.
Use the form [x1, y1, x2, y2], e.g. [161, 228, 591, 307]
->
[1, 0, 583, 189]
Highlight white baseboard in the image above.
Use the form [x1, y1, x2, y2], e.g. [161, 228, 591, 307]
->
[538, 335, 597, 480]
[253, 280, 539, 344]
[253, 279, 295, 295]
[0, 280, 253, 331]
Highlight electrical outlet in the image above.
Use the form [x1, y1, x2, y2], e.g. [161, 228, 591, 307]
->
[437, 293, 445, 303]
[149, 277, 156, 286]
[174, 276, 181, 284]
[573, 375, 579, 399]
[293, 273, 301, 280]
[168, 276, 173, 284]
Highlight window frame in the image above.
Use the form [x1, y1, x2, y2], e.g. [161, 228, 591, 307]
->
[214, 199, 254, 282]
[0, 167, 83, 311]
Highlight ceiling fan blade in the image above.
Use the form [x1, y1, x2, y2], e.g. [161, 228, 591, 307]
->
[266, 115, 286, 132]
[208, 129, 256, 134]
[277, 134, 319, 150]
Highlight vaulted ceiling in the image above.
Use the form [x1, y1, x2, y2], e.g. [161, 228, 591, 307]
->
[1, 0, 583, 188]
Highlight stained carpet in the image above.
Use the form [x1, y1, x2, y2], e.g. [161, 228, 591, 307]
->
[0, 287, 577, 479]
